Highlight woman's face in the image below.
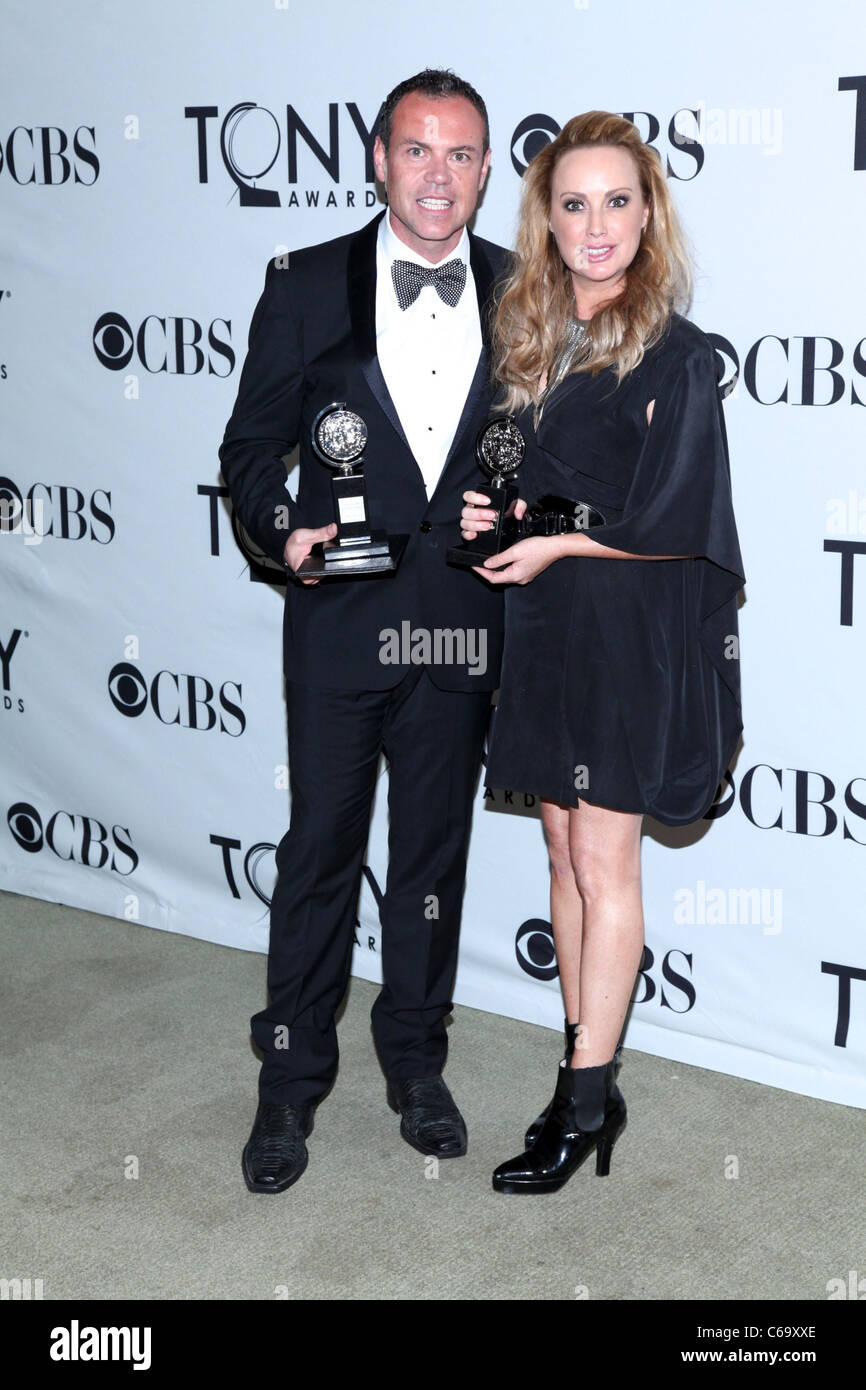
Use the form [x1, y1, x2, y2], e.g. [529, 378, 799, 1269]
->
[548, 144, 649, 314]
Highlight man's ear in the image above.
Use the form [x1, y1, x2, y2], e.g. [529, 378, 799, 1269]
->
[478, 147, 492, 191]
[373, 135, 387, 185]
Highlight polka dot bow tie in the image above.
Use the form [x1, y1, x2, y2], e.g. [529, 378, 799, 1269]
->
[391, 257, 467, 310]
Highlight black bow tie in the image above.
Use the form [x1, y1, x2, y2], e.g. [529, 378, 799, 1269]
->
[391, 257, 467, 310]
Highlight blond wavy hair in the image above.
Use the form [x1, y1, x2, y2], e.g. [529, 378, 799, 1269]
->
[493, 112, 693, 410]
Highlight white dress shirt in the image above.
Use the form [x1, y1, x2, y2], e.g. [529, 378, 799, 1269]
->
[375, 213, 482, 499]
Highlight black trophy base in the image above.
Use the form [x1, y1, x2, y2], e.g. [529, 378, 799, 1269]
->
[446, 540, 501, 569]
[295, 530, 408, 578]
[446, 520, 518, 571]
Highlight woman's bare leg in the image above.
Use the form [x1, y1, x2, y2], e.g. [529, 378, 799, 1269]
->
[540, 798, 583, 1026]
[565, 800, 644, 1068]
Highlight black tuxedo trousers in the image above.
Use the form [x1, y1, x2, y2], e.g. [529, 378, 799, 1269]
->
[253, 669, 491, 1104]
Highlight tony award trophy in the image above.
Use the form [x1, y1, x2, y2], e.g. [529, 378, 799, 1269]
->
[296, 402, 408, 578]
[446, 415, 525, 568]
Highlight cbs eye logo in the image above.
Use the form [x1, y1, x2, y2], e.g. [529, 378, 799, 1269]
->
[515, 918, 559, 981]
[92, 311, 234, 376]
[107, 661, 246, 736]
[7, 800, 137, 875]
[510, 115, 561, 176]
[108, 662, 148, 716]
[8, 801, 41, 852]
[93, 312, 134, 370]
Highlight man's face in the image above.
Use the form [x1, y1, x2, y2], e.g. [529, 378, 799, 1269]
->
[373, 91, 491, 262]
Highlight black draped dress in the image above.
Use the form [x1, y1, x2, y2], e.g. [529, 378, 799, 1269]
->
[484, 313, 745, 827]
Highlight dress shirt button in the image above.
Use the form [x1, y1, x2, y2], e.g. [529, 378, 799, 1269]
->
[419, 520, 432, 533]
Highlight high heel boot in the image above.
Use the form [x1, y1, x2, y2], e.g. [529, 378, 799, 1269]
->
[493, 1057, 627, 1194]
[523, 1019, 579, 1148]
[524, 1025, 624, 1148]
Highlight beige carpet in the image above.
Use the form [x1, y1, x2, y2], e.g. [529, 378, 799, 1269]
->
[2, 889, 862, 1301]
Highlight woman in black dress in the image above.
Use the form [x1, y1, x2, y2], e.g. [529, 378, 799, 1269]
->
[460, 112, 744, 1193]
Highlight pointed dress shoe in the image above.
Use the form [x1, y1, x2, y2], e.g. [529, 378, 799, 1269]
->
[493, 1058, 626, 1194]
[242, 1101, 314, 1194]
[387, 1075, 468, 1158]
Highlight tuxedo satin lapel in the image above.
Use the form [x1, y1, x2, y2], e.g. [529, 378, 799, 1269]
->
[346, 214, 380, 361]
[362, 356, 413, 454]
[469, 231, 497, 349]
[346, 211, 412, 453]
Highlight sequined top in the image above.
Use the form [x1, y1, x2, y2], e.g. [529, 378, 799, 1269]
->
[533, 318, 592, 429]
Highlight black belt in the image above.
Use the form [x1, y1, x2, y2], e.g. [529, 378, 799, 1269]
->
[518, 493, 607, 537]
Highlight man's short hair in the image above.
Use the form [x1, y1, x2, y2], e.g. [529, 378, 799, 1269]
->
[376, 69, 490, 154]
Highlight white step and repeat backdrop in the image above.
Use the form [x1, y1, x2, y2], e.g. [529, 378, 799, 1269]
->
[2, 0, 864, 1106]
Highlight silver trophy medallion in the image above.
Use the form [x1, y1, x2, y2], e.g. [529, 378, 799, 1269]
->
[476, 416, 525, 483]
[313, 405, 368, 471]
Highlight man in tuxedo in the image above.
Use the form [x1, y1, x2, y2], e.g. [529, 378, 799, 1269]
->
[219, 69, 508, 1193]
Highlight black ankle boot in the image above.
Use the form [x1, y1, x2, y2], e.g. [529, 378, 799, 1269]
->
[523, 1019, 579, 1147]
[524, 1029, 625, 1147]
[493, 1058, 626, 1194]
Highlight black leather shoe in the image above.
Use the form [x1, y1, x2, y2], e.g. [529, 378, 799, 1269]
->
[387, 1076, 468, 1158]
[493, 1058, 626, 1194]
[524, 1030, 624, 1147]
[242, 1101, 314, 1194]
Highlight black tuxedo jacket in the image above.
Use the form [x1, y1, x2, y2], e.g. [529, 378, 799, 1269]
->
[219, 211, 509, 692]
